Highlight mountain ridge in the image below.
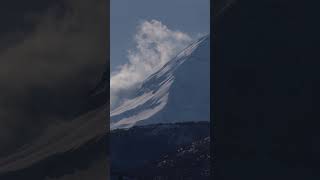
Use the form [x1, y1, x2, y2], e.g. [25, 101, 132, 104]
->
[111, 35, 210, 129]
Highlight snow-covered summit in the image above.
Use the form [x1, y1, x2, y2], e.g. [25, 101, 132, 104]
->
[111, 35, 210, 129]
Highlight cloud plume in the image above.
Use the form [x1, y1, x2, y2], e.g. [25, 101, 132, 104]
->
[110, 20, 192, 109]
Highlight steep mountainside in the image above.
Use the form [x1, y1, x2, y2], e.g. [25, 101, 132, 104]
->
[111, 35, 210, 129]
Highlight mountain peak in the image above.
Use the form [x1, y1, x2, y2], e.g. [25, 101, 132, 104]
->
[111, 35, 210, 129]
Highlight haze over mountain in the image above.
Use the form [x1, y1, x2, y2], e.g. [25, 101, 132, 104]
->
[0, 0, 109, 179]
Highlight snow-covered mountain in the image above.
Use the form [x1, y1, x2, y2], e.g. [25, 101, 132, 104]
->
[111, 35, 210, 129]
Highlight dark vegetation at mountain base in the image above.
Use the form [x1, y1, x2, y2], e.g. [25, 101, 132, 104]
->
[110, 122, 210, 180]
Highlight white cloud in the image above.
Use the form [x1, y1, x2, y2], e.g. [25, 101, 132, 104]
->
[110, 20, 192, 109]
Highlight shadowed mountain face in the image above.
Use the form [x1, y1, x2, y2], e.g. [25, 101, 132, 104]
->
[215, 1, 320, 179]
[0, 0, 109, 179]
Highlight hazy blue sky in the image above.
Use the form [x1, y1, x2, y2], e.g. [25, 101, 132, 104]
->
[111, 0, 210, 70]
